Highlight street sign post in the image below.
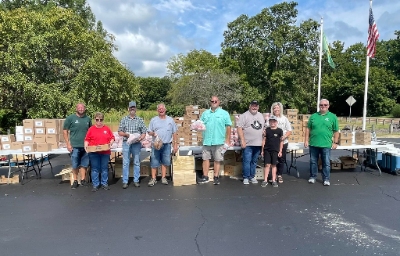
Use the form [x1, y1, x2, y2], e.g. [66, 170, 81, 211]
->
[346, 96, 356, 118]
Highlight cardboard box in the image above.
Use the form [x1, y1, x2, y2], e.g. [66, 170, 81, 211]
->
[45, 119, 58, 128]
[330, 161, 342, 170]
[285, 109, 299, 115]
[86, 144, 110, 152]
[298, 114, 311, 121]
[34, 135, 46, 143]
[34, 119, 46, 127]
[339, 139, 352, 146]
[46, 134, 58, 143]
[23, 119, 34, 128]
[16, 135, 24, 142]
[22, 143, 37, 152]
[23, 135, 34, 142]
[15, 126, 24, 135]
[23, 127, 34, 135]
[1, 135, 16, 143]
[36, 143, 52, 152]
[2, 143, 11, 150]
[46, 127, 58, 134]
[11, 142, 23, 150]
[35, 128, 46, 135]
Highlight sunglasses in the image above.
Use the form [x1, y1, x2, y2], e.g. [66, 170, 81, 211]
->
[210, 100, 218, 103]
[319, 104, 328, 107]
[95, 119, 103, 122]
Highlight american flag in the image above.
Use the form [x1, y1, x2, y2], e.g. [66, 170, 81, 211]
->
[367, 7, 379, 58]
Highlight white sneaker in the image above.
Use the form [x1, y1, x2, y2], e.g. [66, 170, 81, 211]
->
[323, 180, 330, 186]
[243, 178, 249, 185]
[250, 178, 258, 184]
[308, 178, 316, 184]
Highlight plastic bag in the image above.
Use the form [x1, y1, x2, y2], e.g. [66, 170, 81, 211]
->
[127, 133, 140, 145]
[190, 120, 206, 131]
[153, 136, 163, 150]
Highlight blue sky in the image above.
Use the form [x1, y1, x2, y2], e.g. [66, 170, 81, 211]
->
[87, 0, 400, 77]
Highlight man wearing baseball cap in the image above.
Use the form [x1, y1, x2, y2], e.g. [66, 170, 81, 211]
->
[237, 100, 265, 185]
[118, 101, 147, 189]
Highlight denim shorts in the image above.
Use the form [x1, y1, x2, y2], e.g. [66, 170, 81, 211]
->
[71, 147, 89, 169]
[150, 143, 172, 168]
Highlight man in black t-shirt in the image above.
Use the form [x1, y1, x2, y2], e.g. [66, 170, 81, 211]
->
[261, 115, 283, 188]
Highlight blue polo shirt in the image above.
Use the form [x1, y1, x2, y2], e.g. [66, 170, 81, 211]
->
[200, 107, 232, 146]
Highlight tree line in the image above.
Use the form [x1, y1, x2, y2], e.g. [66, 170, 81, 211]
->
[1, 1, 400, 132]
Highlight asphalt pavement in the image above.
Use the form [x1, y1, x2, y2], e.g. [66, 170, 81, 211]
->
[1, 139, 400, 256]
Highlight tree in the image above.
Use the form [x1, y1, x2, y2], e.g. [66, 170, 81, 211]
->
[0, 5, 137, 119]
[167, 70, 242, 111]
[136, 77, 171, 110]
[220, 1, 320, 112]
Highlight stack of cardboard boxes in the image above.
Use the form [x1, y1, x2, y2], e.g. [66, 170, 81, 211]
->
[174, 105, 206, 147]
[339, 130, 353, 146]
[1, 119, 64, 152]
[285, 109, 306, 143]
[355, 131, 371, 145]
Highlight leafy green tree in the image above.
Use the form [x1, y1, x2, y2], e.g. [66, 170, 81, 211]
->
[137, 76, 171, 110]
[220, 1, 320, 112]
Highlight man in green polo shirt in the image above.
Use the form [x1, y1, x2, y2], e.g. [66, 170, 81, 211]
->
[63, 103, 92, 189]
[304, 99, 339, 186]
[198, 95, 232, 185]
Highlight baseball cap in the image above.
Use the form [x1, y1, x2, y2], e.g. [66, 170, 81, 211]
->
[128, 101, 136, 108]
[269, 115, 278, 121]
[250, 100, 259, 105]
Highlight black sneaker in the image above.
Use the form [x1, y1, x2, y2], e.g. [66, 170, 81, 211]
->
[80, 180, 88, 187]
[102, 185, 110, 190]
[91, 187, 98, 192]
[213, 176, 220, 185]
[133, 182, 140, 187]
[122, 183, 128, 189]
[198, 176, 209, 184]
[71, 180, 78, 189]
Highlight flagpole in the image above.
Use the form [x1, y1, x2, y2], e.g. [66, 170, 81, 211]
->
[317, 17, 323, 112]
[362, 0, 373, 131]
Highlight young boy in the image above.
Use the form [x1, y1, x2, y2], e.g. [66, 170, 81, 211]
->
[261, 115, 283, 187]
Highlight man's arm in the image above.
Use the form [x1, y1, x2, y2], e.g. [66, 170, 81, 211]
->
[225, 126, 231, 145]
[237, 127, 246, 148]
[117, 119, 130, 139]
[304, 127, 310, 148]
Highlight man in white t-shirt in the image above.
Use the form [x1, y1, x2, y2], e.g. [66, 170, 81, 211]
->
[237, 101, 265, 185]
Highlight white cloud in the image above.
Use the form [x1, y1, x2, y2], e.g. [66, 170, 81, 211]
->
[86, 0, 400, 77]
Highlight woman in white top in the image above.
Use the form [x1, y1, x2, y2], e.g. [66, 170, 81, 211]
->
[270, 102, 292, 183]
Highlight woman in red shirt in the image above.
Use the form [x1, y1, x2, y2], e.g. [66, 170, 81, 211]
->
[84, 112, 115, 192]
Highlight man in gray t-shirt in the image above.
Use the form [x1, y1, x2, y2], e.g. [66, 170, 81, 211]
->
[147, 103, 178, 187]
[237, 101, 265, 185]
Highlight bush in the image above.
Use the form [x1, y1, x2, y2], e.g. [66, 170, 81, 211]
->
[391, 104, 400, 118]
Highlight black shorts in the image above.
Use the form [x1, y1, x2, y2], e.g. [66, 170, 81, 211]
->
[264, 151, 278, 165]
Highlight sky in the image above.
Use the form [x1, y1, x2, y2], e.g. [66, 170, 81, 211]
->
[86, 0, 400, 78]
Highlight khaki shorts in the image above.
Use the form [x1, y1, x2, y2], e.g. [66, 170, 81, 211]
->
[202, 145, 224, 162]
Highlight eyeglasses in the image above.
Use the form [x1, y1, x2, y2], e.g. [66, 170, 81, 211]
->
[95, 119, 103, 122]
[319, 104, 328, 107]
[210, 100, 218, 103]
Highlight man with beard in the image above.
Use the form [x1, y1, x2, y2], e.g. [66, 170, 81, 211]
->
[63, 103, 92, 189]
[237, 101, 265, 185]
[118, 101, 147, 189]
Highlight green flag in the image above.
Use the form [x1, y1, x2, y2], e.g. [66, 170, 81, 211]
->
[322, 33, 335, 68]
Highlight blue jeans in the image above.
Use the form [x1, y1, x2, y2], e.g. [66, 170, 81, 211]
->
[71, 147, 89, 169]
[150, 143, 172, 168]
[122, 141, 141, 183]
[89, 153, 110, 187]
[309, 146, 331, 181]
[242, 146, 261, 179]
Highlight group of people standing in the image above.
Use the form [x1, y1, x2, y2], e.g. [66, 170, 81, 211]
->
[62, 96, 339, 191]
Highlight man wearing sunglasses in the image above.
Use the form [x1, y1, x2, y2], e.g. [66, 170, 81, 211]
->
[118, 101, 147, 189]
[304, 99, 339, 186]
[63, 103, 92, 189]
[198, 96, 232, 185]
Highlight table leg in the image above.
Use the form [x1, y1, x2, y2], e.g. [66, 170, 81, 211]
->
[288, 150, 300, 178]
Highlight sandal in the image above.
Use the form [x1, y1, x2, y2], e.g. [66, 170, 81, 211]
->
[277, 176, 283, 183]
